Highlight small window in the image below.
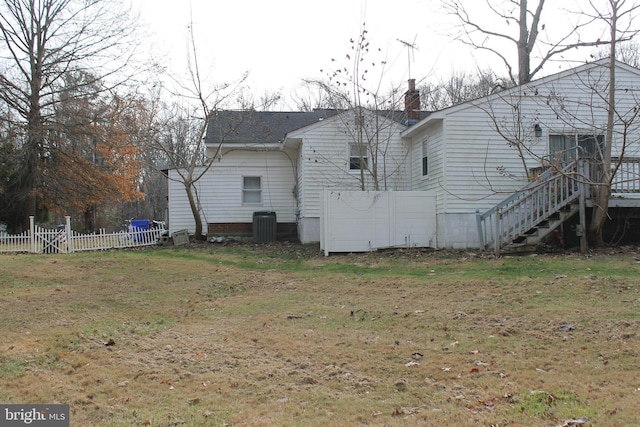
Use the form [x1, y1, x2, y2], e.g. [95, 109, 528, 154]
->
[421, 138, 428, 176]
[242, 176, 261, 204]
[349, 143, 368, 170]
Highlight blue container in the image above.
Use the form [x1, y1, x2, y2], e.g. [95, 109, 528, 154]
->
[130, 219, 150, 230]
[129, 219, 150, 242]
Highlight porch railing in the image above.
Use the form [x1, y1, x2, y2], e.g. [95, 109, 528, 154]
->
[611, 156, 640, 193]
[477, 156, 640, 254]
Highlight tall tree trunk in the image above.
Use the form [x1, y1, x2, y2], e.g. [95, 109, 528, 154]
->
[84, 205, 95, 232]
[518, 0, 531, 84]
[23, 44, 45, 227]
[184, 182, 203, 240]
[24, 107, 43, 227]
[22, 139, 39, 228]
[588, 4, 617, 246]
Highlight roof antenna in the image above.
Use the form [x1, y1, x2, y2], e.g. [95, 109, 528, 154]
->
[397, 37, 418, 80]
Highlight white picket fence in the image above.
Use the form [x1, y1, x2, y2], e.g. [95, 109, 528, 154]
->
[0, 216, 166, 254]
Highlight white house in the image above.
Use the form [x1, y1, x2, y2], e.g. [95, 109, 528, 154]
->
[168, 102, 425, 244]
[167, 59, 640, 251]
[167, 110, 332, 240]
[402, 58, 640, 249]
[281, 108, 414, 243]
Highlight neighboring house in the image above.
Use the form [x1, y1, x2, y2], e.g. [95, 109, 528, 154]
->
[168, 59, 640, 250]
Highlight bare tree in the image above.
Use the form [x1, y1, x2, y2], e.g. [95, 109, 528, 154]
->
[305, 23, 410, 191]
[288, 81, 337, 111]
[420, 69, 509, 111]
[44, 73, 150, 232]
[448, 0, 640, 248]
[235, 89, 282, 112]
[584, 0, 640, 245]
[442, 0, 630, 84]
[148, 20, 247, 239]
[593, 39, 640, 66]
[525, 0, 640, 247]
[0, 0, 141, 226]
[0, 104, 22, 230]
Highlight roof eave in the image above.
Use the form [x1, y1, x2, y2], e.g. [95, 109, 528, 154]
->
[282, 136, 302, 149]
[212, 142, 284, 151]
[401, 115, 444, 138]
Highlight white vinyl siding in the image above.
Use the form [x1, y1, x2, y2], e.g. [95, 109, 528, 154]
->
[169, 61, 640, 247]
[402, 61, 640, 248]
[167, 150, 295, 234]
[291, 111, 408, 221]
[406, 120, 443, 203]
[437, 64, 640, 215]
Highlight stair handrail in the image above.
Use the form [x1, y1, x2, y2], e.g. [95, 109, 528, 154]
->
[476, 160, 581, 254]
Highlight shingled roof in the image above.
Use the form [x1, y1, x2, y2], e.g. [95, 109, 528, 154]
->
[204, 110, 340, 144]
[204, 108, 430, 145]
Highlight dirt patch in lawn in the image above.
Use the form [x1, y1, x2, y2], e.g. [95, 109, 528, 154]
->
[0, 245, 639, 426]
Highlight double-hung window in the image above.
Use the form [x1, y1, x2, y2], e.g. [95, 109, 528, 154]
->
[349, 143, 368, 171]
[242, 176, 261, 204]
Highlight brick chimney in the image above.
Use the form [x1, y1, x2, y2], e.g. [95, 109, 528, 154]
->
[404, 79, 421, 125]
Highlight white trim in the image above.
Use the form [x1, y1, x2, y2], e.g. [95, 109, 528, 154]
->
[241, 175, 262, 205]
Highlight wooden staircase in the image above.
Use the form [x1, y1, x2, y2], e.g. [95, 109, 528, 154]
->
[508, 203, 580, 251]
[476, 161, 584, 255]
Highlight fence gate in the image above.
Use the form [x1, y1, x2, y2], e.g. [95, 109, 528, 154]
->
[32, 217, 70, 254]
[320, 190, 437, 255]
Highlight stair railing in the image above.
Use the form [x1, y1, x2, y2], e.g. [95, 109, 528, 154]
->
[476, 160, 581, 255]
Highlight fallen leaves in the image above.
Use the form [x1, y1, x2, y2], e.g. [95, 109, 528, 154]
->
[403, 352, 423, 367]
[467, 398, 496, 414]
[391, 405, 426, 417]
[394, 378, 408, 392]
[6, 248, 640, 426]
[286, 312, 313, 319]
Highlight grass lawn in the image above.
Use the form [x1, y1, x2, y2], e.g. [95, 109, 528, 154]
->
[0, 244, 639, 426]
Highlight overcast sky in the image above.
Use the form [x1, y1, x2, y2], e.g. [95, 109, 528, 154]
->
[131, 0, 612, 107]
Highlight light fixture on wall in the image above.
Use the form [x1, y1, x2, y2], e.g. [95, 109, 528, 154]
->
[534, 123, 542, 137]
